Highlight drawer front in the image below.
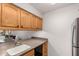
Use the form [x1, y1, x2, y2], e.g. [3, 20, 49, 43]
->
[23, 49, 34, 56]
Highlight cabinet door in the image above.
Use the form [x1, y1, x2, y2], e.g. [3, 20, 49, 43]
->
[0, 4, 1, 26]
[20, 10, 33, 29]
[42, 41, 48, 56]
[23, 49, 34, 56]
[36, 18, 42, 29]
[36, 17, 40, 29]
[39, 19, 42, 30]
[33, 16, 42, 30]
[32, 16, 37, 29]
[2, 4, 20, 27]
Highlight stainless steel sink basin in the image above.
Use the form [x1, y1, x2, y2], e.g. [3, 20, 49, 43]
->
[7, 44, 31, 56]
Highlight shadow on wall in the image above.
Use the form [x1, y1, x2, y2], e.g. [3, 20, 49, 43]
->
[33, 31, 60, 56]
[48, 41, 59, 56]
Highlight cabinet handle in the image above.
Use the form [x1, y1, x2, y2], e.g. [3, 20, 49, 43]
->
[37, 28, 40, 29]
[21, 25, 23, 28]
[17, 25, 19, 27]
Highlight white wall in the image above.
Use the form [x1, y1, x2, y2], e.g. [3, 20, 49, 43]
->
[43, 4, 79, 56]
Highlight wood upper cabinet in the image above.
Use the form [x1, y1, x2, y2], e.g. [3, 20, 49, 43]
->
[1, 4, 20, 28]
[0, 3, 42, 30]
[0, 4, 1, 26]
[40, 19, 42, 29]
[20, 10, 33, 29]
[37, 18, 42, 29]
[32, 16, 36, 29]
[33, 16, 42, 30]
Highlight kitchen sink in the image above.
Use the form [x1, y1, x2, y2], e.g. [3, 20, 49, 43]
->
[7, 44, 31, 56]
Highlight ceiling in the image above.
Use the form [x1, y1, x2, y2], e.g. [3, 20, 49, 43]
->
[30, 3, 74, 14]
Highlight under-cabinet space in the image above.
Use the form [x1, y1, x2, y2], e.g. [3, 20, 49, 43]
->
[35, 45, 42, 56]
[34, 41, 48, 56]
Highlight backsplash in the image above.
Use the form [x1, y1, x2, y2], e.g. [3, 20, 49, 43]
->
[0, 30, 47, 40]
[33, 31, 48, 38]
[11, 31, 35, 40]
[0, 30, 35, 40]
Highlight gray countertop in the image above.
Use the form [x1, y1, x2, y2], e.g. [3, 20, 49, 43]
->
[0, 38, 48, 56]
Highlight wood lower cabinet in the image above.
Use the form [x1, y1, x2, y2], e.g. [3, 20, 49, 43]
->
[42, 41, 48, 56]
[22, 41, 48, 56]
[23, 49, 34, 56]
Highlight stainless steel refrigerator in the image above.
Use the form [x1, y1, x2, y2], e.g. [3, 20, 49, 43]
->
[72, 18, 79, 56]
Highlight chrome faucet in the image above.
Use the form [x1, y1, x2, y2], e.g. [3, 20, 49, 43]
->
[14, 36, 21, 46]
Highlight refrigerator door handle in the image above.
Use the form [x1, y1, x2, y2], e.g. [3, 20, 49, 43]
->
[72, 24, 77, 56]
